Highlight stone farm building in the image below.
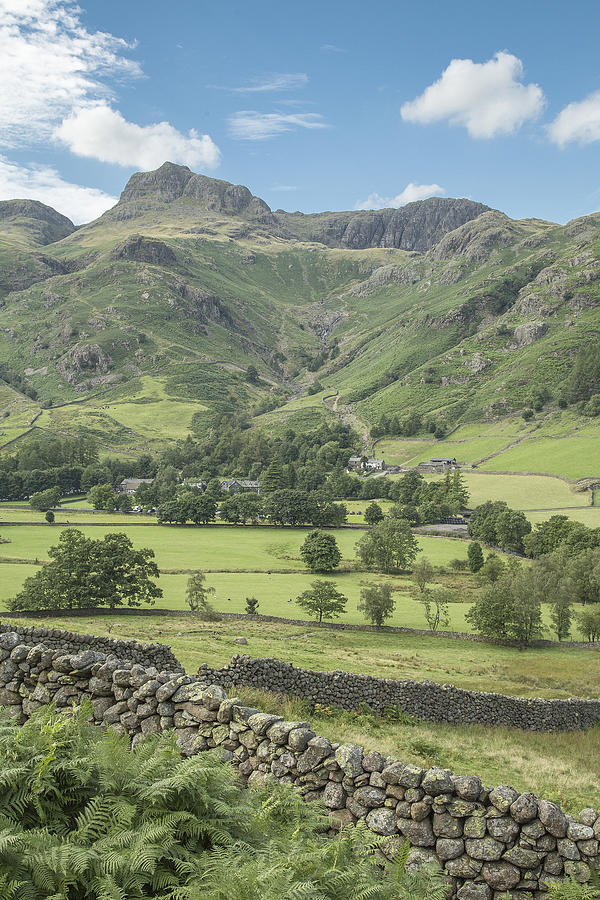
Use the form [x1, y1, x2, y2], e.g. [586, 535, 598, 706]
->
[117, 477, 154, 495]
[417, 457, 458, 473]
[220, 479, 261, 495]
[348, 456, 386, 471]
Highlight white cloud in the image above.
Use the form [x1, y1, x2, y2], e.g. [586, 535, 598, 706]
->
[55, 105, 221, 169]
[0, 0, 140, 148]
[270, 185, 298, 191]
[216, 73, 308, 93]
[355, 182, 445, 210]
[401, 51, 545, 139]
[0, 156, 117, 223]
[321, 44, 346, 53]
[548, 90, 600, 146]
[0, 1, 220, 172]
[228, 111, 328, 140]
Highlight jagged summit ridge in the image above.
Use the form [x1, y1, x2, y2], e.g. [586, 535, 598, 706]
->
[112, 162, 491, 252]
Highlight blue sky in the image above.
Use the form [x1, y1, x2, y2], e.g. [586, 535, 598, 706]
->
[1, 0, 600, 223]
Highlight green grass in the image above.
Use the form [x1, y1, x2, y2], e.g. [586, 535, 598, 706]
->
[0, 523, 469, 571]
[375, 439, 435, 465]
[0, 524, 474, 630]
[0, 506, 155, 525]
[479, 434, 600, 479]
[424, 472, 589, 510]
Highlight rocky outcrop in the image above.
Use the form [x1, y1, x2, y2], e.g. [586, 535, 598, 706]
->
[347, 263, 422, 297]
[513, 322, 548, 347]
[1, 628, 599, 899]
[432, 211, 522, 265]
[278, 197, 491, 251]
[57, 342, 112, 383]
[110, 234, 177, 266]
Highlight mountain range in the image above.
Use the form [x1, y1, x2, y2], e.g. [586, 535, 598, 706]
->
[0, 161, 598, 454]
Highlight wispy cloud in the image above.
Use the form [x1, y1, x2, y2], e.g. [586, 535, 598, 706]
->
[401, 51, 545, 139]
[321, 44, 346, 53]
[270, 185, 298, 191]
[548, 90, 600, 147]
[355, 182, 445, 210]
[0, 0, 141, 148]
[0, 155, 117, 223]
[212, 73, 308, 93]
[228, 111, 328, 141]
[56, 105, 220, 169]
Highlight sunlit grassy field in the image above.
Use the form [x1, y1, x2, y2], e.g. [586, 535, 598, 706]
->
[424, 471, 589, 510]
[479, 433, 600, 479]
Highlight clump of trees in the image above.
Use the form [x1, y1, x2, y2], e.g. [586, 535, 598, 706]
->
[221, 492, 263, 524]
[370, 411, 447, 440]
[356, 517, 420, 574]
[157, 493, 217, 525]
[30, 486, 61, 511]
[9, 529, 162, 611]
[88, 483, 133, 512]
[466, 563, 545, 645]
[468, 501, 532, 553]
[524, 515, 600, 557]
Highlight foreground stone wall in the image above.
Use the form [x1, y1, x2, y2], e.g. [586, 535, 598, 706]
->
[197, 655, 600, 733]
[0, 622, 182, 672]
[0, 630, 598, 899]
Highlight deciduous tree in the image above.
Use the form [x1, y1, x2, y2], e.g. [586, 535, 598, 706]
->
[300, 530, 342, 572]
[296, 580, 348, 623]
[358, 583, 395, 627]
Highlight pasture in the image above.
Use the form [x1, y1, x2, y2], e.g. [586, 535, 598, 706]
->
[375, 413, 600, 479]
[479, 434, 600, 480]
[423, 472, 589, 510]
[0, 523, 471, 572]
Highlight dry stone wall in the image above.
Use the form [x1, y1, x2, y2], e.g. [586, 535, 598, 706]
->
[197, 655, 600, 733]
[0, 622, 182, 672]
[0, 629, 599, 899]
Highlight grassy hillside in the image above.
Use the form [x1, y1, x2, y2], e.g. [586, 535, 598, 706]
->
[1, 163, 599, 464]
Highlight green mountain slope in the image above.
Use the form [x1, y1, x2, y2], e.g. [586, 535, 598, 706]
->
[0, 162, 598, 455]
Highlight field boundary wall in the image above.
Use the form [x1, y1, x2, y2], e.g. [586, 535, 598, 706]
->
[0, 627, 598, 899]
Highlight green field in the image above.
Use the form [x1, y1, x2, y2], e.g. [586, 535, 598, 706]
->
[375, 415, 600, 480]
[0, 524, 472, 570]
[0, 505, 154, 525]
[0, 524, 475, 631]
[424, 471, 589, 510]
[480, 434, 600, 479]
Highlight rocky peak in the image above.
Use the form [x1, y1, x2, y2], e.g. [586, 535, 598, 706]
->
[119, 162, 195, 204]
[117, 162, 275, 225]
